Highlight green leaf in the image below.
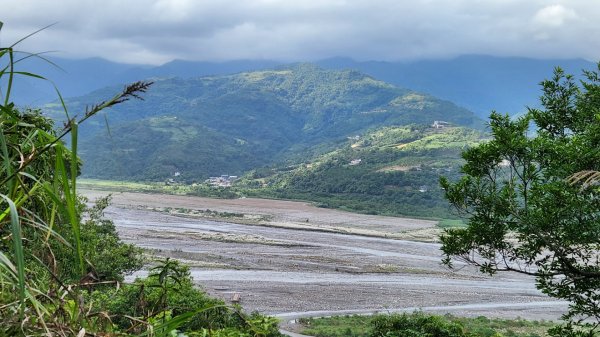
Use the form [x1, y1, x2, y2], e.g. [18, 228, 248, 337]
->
[0, 193, 26, 318]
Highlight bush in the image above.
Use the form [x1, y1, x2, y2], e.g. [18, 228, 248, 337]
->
[92, 259, 283, 336]
[370, 312, 467, 337]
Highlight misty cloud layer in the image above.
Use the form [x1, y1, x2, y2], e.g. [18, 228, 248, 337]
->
[2, 0, 599, 65]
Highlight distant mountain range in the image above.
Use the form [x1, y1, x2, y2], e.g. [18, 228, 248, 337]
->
[13, 54, 596, 117]
[16, 54, 595, 218]
[318, 56, 596, 116]
[43, 64, 480, 181]
[10, 57, 280, 106]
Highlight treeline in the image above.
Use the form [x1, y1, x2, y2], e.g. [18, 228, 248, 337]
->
[269, 166, 458, 218]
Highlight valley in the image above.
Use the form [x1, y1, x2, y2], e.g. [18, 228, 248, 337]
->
[78, 123, 488, 219]
[46, 65, 481, 183]
[4, 5, 599, 336]
[82, 189, 567, 334]
[45, 64, 489, 220]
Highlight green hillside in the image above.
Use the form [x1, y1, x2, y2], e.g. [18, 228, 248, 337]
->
[236, 125, 488, 218]
[45, 64, 482, 181]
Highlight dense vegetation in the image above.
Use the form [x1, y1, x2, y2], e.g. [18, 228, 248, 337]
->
[299, 312, 554, 337]
[43, 64, 482, 182]
[234, 124, 486, 218]
[441, 65, 600, 336]
[0, 30, 281, 336]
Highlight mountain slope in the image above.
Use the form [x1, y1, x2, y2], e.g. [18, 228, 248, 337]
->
[317, 55, 596, 117]
[10, 56, 280, 105]
[237, 125, 488, 218]
[44, 64, 481, 181]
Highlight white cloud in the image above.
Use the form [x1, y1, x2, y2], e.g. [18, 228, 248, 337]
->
[533, 4, 578, 28]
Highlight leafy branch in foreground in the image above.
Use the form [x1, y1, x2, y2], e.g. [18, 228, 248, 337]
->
[440, 64, 600, 337]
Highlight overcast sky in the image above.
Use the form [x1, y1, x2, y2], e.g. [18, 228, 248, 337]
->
[2, 0, 599, 65]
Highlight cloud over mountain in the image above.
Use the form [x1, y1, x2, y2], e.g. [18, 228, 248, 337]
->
[2, 1, 599, 65]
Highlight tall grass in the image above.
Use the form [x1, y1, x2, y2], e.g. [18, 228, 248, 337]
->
[0, 23, 151, 334]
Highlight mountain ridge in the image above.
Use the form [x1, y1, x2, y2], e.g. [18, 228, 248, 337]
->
[13, 55, 596, 118]
[43, 64, 481, 182]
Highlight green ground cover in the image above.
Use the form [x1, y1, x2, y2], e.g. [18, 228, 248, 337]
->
[299, 313, 555, 337]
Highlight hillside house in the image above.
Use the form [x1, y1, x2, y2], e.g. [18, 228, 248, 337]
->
[432, 120, 451, 129]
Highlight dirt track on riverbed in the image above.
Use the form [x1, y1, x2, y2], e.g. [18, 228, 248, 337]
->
[82, 190, 567, 332]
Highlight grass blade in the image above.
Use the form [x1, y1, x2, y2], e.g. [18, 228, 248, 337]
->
[55, 144, 84, 275]
[139, 305, 227, 337]
[10, 71, 47, 80]
[0, 194, 26, 318]
[70, 123, 78, 199]
[8, 23, 57, 49]
[0, 126, 14, 194]
[54, 82, 70, 121]
[0, 251, 18, 281]
[3, 48, 14, 106]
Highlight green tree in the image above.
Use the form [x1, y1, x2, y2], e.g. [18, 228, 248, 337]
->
[78, 195, 143, 282]
[440, 65, 600, 336]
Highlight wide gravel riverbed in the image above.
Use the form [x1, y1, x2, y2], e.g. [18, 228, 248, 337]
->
[82, 190, 567, 331]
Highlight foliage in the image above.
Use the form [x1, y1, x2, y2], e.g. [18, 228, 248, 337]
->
[370, 312, 467, 337]
[299, 315, 373, 337]
[440, 64, 600, 336]
[0, 24, 153, 334]
[93, 258, 282, 336]
[79, 195, 144, 282]
[97, 258, 227, 332]
[300, 312, 554, 337]
[237, 125, 486, 218]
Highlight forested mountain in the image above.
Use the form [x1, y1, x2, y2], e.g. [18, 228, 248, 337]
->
[317, 55, 595, 117]
[238, 125, 487, 217]
[44, 64, 481, 181]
